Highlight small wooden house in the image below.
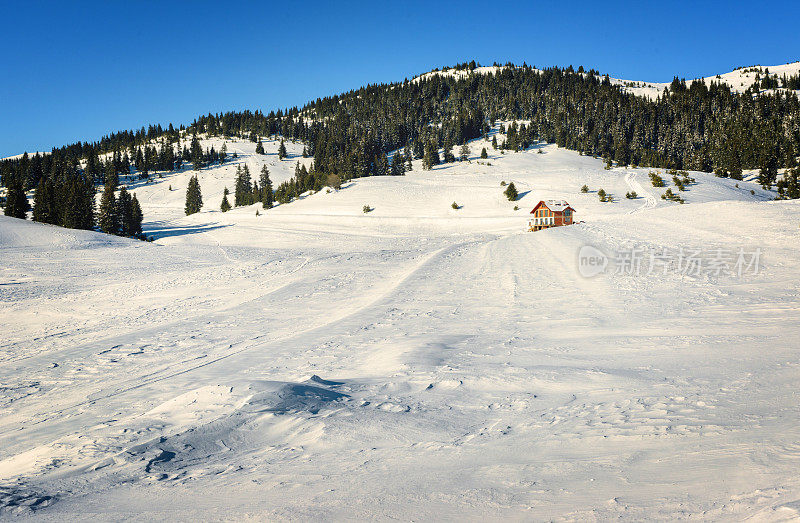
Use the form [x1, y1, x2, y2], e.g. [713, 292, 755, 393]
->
[529, 200, 575, 231]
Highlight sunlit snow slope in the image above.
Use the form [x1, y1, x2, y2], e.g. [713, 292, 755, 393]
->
[2, 133, 800, 520]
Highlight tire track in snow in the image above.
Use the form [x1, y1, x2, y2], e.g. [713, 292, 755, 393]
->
[22, 238, 485, 423]
[625, 171, 657, 213]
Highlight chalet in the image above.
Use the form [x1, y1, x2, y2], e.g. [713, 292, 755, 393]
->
[529, 200, 575, 231]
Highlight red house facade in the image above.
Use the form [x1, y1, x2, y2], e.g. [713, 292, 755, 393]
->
[529, 200, 575, 231]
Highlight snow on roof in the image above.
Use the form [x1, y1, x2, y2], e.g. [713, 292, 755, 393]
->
[541, 200, 572, 212]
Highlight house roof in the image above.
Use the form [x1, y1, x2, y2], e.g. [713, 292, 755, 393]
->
[530, 200, 574, 214]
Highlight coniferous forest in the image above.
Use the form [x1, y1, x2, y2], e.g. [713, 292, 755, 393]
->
[3, 62, 800, 232]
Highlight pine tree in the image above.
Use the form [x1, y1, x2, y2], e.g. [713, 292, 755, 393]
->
[460, 143, 470, 161]
[98, 182, 118, 234]
[390, 153, 405, 175]
[117, 187, 133, 236]
[412, 140, 423, 160]
[32, 178, 57, 224]
[260, 165, 273, 208]
[504, 182, 518, 201]
[278, 139, 287, 159]
[190, 134, 203, 170]
[375, 154, 389, 176]
[234, 164, 253, 206]
[130, 194, 143, 235]
[104, 160, 118, 188]
[255, 141, 265, 155]
[480, 147, 488, 159]
[121, 153, 131, 179]
[443, 140, 456, 163]
[422, 141, 440, 170]
[219, 143, 227, 163]
[220, 187, 232, 212]
[492, 136, 498, 149]
[185, 175, 203, 215]
[3, 180, 29, 219]
[61, 174, 95, 230]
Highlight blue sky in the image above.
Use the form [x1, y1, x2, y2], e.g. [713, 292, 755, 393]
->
[2, 0, 798, 157]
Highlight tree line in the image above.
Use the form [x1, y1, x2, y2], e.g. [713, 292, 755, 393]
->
[4, 61, 800, 220]
[1, 132, 236, 233]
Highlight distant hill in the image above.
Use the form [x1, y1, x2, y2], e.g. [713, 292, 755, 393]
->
[3, 60, 800, 232]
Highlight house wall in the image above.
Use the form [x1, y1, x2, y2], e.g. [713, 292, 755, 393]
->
[529, 204, 574, 230]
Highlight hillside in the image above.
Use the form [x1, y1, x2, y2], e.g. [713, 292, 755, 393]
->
[5, 59, 800, 216]
[3, 133, 800, 518]
[614, 61, 800, 100]
[134, 129, 774, 243]
[412, 61, 800, 100]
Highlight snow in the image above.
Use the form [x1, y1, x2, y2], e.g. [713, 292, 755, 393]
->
[612, 61, 800, 100]
[0, 152, 48, 161]
[536, 199, 572, 212]
[411, 65, 507, 84]
[2, 133, 800, 519]
[409, 62, 800, 102]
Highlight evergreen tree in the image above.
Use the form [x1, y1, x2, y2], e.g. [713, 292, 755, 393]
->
[234, 164, 253, 206]
[144, 145, 157, 176]
[375, 153, 389, 176]
[3, 180, 29, 219]
[190, 134, 203, 170]
[460, 143, 470, 161]
[260, 165, 273, 208]
[117, 187, 133, 236]
[62, 174, 95, 230]
[97, 182, 118, 234]
[480, 147, 488, 159]
[278, 139, 287, 159]
[255, 141, 265, 155]
[32, 178, 57, 224]
[219, 143, 227, 163]
[504, 182, 518, 201]
[185, 175, 203, 215]
[121, 153, 131, 179]
[104, 160, 118, 188]
[130, 195, 143, 235]
[84, 151, 102, 184]
[422, 141, 440, 170]
[443, 140, 456, 163]
[412, 140, 423, 160]
[135, 147, 145, 176]
[220, 187, 232, 212]
[390, 152, 405, 175]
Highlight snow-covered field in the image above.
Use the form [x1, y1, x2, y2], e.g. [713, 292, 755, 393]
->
[3, 136, 800, 520]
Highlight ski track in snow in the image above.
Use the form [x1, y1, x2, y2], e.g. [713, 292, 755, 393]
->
[624, 170, 657, 213]
[1, 132, 800, 520]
